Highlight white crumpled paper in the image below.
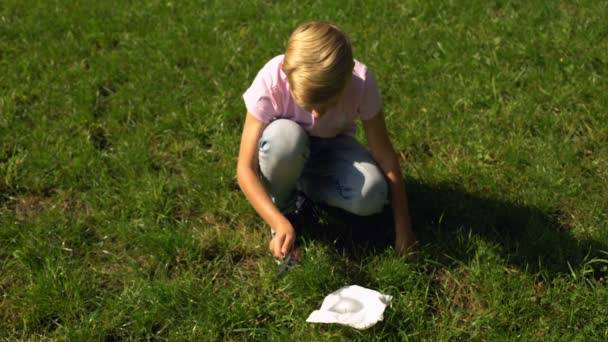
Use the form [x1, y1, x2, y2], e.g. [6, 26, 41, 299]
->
[306, 285, 392, 330]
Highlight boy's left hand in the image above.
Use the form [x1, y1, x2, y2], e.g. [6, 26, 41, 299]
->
[395, 233, 418, 260]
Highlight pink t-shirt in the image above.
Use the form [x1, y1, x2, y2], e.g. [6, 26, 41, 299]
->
[243, 55, 382, 138]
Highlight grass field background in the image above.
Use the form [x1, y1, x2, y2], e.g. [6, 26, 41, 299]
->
[1, 0, 608, 340]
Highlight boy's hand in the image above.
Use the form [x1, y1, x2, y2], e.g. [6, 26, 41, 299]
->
[269, 224, 296, 259]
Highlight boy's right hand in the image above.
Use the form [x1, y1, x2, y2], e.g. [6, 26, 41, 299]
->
[269, 224, 296, 259]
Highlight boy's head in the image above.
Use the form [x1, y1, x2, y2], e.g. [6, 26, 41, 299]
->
[282, 22, 354, 115]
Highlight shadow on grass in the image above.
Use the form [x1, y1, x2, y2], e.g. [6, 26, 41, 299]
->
[299, 177, 607, 278]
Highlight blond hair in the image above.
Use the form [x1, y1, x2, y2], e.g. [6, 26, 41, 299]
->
[282, 22, 354, 111]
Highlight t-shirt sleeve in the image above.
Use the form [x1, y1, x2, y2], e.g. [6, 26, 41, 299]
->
[359, 67, 382, 121]
[242, 66, 278, 123]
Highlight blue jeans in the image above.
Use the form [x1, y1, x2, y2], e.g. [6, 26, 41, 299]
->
[258, 119, 388, 216]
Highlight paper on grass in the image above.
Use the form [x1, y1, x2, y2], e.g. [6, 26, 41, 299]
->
[306, 285, 392, 330]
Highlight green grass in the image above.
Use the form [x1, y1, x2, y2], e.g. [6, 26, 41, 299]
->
[1, 0, 608, 340]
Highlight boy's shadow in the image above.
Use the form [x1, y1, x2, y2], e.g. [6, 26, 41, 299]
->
[300, 177, 607, 278]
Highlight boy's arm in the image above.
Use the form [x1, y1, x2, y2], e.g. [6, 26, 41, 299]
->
[362, 112, 418, 257]
[237, 113, 296, 258]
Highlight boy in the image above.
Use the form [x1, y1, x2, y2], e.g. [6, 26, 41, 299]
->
[237, 22, 417, 263]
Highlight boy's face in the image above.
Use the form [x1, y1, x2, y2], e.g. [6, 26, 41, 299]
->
[311, 95, 340, 118]
[311, 74, 352, 118]
[281, 62, 353, 118]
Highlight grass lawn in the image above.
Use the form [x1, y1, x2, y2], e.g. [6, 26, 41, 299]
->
[1, 0, 608, 340]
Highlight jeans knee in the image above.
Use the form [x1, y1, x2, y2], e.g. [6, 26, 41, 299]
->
[258, 119, 310, 191]
[258, 119, 309, 162]
[345, 175, 388, 216]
